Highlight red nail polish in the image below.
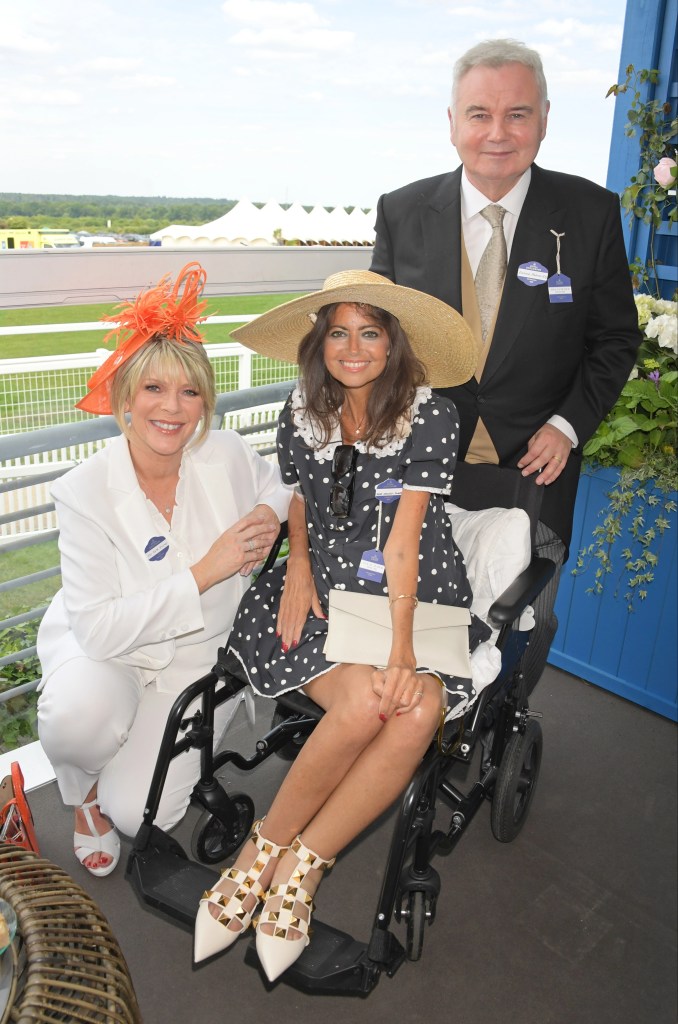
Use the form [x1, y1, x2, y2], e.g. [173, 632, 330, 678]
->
[379, 713, 387, 723]
[281, 642, 289, 653]
[395, 712, 402, 717]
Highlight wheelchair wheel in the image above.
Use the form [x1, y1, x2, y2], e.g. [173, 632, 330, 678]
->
[191, 793, 255, 864]
[491, 719, 542, 843]
[404, 890, 428, 962]
[271, 706, 309, 761]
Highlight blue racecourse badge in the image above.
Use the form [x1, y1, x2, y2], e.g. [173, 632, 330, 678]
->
[145, 535, 169, 561]
[548, 273, 573, 303]
[516, 261, 548, 287]
[548, 230, 572, 302]
[357, 549, 385, 582]
[375, 478, 403, 504]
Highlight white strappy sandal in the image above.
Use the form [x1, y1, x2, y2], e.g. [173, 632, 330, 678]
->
[256, 834, 335, 982]
[194, 818, 288, 964]
[73, 799, 121, 878]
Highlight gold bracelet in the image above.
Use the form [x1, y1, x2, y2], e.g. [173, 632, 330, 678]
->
[389, 594, 419, 607]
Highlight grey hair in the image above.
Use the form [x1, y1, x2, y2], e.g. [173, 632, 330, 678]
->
[450, 38, 548, 117]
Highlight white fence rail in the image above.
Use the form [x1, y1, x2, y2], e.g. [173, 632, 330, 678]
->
[1, 401, 286, 541]
[0, 313, 256, 337]
[0, 315, 296, 435]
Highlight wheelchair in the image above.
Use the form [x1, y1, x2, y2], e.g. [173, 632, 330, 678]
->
[126, 462, 555, 996]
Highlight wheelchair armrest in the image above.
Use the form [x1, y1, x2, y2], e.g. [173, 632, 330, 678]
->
[486, 556, 556, 627]
[276, 689, 325, 722]
[259, 521, 289, 574]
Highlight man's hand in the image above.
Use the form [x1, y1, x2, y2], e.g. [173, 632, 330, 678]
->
[518, 423, 572, 486]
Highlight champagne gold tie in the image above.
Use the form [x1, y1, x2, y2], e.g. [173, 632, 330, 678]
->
[475, 205, 507, 341]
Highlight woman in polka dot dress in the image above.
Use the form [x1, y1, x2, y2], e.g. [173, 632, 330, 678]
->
[195, 270, 490, 980]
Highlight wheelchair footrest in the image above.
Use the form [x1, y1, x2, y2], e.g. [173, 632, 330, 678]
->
[244, 918, 382, 996]
[126, 830, 218, 929]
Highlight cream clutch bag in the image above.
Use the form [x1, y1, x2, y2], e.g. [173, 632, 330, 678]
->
[323, 589, 472, 677]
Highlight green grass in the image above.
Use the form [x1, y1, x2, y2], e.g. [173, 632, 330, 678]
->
[0, 544, 61, 619]
[0, 293, 303, 359]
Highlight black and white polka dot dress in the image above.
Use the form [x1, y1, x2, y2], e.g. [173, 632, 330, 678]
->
[228, 386, 489, 711]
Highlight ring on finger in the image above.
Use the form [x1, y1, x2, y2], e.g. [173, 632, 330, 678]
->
[248, 538, 255, 552]
[551, 455, 562, 464]
[414, 690, 424, 698]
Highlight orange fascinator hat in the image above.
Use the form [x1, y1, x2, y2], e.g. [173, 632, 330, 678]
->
[76, 262, 209, 415]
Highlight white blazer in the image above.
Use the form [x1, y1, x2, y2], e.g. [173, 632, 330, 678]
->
[37, 430, 292, 694]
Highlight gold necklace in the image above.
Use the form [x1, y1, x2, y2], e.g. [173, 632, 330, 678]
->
[147, 491, 174, 518]
[136, 473, 177, 519]
[342, 407, 366, 437]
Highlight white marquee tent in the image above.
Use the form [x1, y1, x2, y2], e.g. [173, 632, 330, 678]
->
[149, 200, 376, 247]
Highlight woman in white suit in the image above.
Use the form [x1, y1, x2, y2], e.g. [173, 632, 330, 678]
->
[37, 263, 291, 877]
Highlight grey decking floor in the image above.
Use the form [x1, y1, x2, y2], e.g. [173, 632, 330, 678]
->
[28, 665, 677, 1024]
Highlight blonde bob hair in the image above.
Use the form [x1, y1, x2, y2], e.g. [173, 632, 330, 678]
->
[110, 336, 216, 446]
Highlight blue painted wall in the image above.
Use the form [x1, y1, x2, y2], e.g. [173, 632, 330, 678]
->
[550, 469, 677, 722]
[548, 2, 677, 719]
[607, 0, 677, 298]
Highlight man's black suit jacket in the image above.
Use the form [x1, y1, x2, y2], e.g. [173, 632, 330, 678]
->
[370, 163, 641, 549]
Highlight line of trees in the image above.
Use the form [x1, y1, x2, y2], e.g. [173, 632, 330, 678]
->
[0, 193, 239, 235]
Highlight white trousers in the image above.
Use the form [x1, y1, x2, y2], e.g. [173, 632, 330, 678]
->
[37, 657, 242, 838]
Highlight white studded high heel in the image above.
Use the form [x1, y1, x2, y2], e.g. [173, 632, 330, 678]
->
[255, 834, 335, 982]
[193, 818, 287, 964]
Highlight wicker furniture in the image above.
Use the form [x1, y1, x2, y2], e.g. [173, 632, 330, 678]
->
[0, 845, 142, 1023]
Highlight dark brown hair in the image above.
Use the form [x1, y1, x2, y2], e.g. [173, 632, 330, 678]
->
[297, 302, 427, 448]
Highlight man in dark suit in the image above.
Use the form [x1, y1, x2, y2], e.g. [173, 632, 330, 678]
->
[371, 38, 641, 692]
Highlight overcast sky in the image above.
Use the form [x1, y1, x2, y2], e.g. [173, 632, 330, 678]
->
[2, 0, 630, 210]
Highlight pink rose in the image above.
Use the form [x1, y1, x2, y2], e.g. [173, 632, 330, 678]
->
[653, 157, 677, 189]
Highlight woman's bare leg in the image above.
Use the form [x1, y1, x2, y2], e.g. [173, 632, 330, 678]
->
[260, 672, 444, 940]
[205, 662, 386, 919]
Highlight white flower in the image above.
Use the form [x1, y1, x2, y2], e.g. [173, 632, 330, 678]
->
[634, 293, 655, 329]
[644, 313, 678, 354]
[634, 294, 677, 330]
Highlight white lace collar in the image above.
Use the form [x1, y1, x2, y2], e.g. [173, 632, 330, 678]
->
[289, 385, 433, 462]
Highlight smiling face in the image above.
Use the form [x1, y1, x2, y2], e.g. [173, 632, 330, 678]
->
[126, 369, 205, 465]
[448, 62, 548, 201]
[322, 303, 390, 396]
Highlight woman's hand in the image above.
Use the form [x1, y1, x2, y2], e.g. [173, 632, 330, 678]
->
[238, 504, 282, 576]
[275, 491, 322, 650]
[371, 662, 422, 721]
[191, 507, 280, 593]
[277, 556, 324, 650]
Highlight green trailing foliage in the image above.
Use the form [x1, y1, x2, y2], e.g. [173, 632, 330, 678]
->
[574, 69, 676, 610]
[0, 622, 40, 753]
[574, 297, 677, 609]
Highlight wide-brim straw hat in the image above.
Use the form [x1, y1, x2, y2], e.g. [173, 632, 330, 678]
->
[231, 270, 479, 387]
